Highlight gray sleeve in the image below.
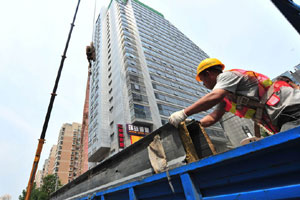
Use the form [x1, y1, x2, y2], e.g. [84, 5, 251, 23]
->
[213, 71, 243, 93]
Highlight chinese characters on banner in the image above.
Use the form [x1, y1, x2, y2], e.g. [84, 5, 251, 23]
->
[126, 124, 150, 136]
[117, 124, 151, 147]
[117, 124, 124, 148]
[126, 124, 151, 144]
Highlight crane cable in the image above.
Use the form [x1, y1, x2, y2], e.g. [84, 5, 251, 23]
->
[25, 0, 82, 199]
[92, 0, 97, 42]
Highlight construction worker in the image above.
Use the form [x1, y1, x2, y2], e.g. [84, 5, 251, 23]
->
[168, 58, 300, 134]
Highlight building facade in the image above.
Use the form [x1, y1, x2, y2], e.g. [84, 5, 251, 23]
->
[47, 145, 57, 175]
[88, 0, 226, 165]
[42, 158, 49, 180]
[0, 195, 11, 200]
[291, 63, 300, 83]
[274, 63, 300, 84]
[220, 112, 255, 148]
[40, 145, 56, 188]
[53, 122, 82, 185]
[34, 170, 43, 188]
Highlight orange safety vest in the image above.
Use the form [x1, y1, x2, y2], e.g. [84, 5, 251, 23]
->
[222, 69, 292, 133]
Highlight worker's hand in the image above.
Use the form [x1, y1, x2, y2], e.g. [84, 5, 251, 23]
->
[168, 109, 187, 128]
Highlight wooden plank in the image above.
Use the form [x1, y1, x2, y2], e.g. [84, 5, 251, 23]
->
[199, 124, 217, 155]
[178, 122, 199, 163]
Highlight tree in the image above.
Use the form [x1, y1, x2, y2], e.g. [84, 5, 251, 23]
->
[18, 183, 47, 200]
[19, 175, 62, 200]
[40, 174, 62, 197]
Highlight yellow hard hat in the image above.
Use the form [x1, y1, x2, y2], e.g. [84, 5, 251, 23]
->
[195, 58, 225, 81]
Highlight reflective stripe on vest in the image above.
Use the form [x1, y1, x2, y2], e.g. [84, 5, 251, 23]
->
[229, 69, 273, 98]
[224, 97, 256, 119]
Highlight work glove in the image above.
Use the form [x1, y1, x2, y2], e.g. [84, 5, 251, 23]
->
[168, 109, 187, 128]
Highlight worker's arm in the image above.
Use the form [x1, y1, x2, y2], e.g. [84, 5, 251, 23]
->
[169, 89, 229, 128]
[200, 108, 226, 127]
[184, 89, 229, 116]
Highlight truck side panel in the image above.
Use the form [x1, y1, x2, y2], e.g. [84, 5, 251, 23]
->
[78, 126, 300, 200]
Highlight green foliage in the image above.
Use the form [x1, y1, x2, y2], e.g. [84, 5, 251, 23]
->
[18, 188, 26, 200]
[19, 175, 62, 200]
[41, 174, 62, 196]
[18, 183, 46, 200]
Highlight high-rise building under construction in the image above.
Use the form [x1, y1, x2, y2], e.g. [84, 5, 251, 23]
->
[88, 0, 227, 164]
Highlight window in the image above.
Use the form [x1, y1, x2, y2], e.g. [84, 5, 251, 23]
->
[109, 88, 112, 94]
[130, 61, 136, 66]
[131, 83, 140, 91]
[109, 96, 113, 102]
[110, 132, 115, 140]
[129, 74, 139, 83]
[132, 93, 142, 101]
[133, 104, 152, 120]
[161, 119, 168, 125]
[109, 106, 113, 112]
[154, 93, 165, 101]
[110, 121, 114, 127]
[108, 80, 112, 86]
[128, 67, 138, 73]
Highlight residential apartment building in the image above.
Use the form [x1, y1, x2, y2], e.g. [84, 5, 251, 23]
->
[53, 122, 82, 185]
[88, 0, 228, 165]
[41, 145, 57, 179]
[47, 145, 57, 175]
[42, 158, 49, 179]
[0, 195, 11, 200]
[34, 170, 43, 188]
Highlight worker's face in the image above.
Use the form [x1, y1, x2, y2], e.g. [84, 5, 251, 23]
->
[199, 72, 217, 90]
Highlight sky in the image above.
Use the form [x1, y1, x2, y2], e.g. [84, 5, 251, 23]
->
[0, 0, 299, 199]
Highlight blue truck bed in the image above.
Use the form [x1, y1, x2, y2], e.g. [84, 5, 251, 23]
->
[77, 126, 300, 200]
